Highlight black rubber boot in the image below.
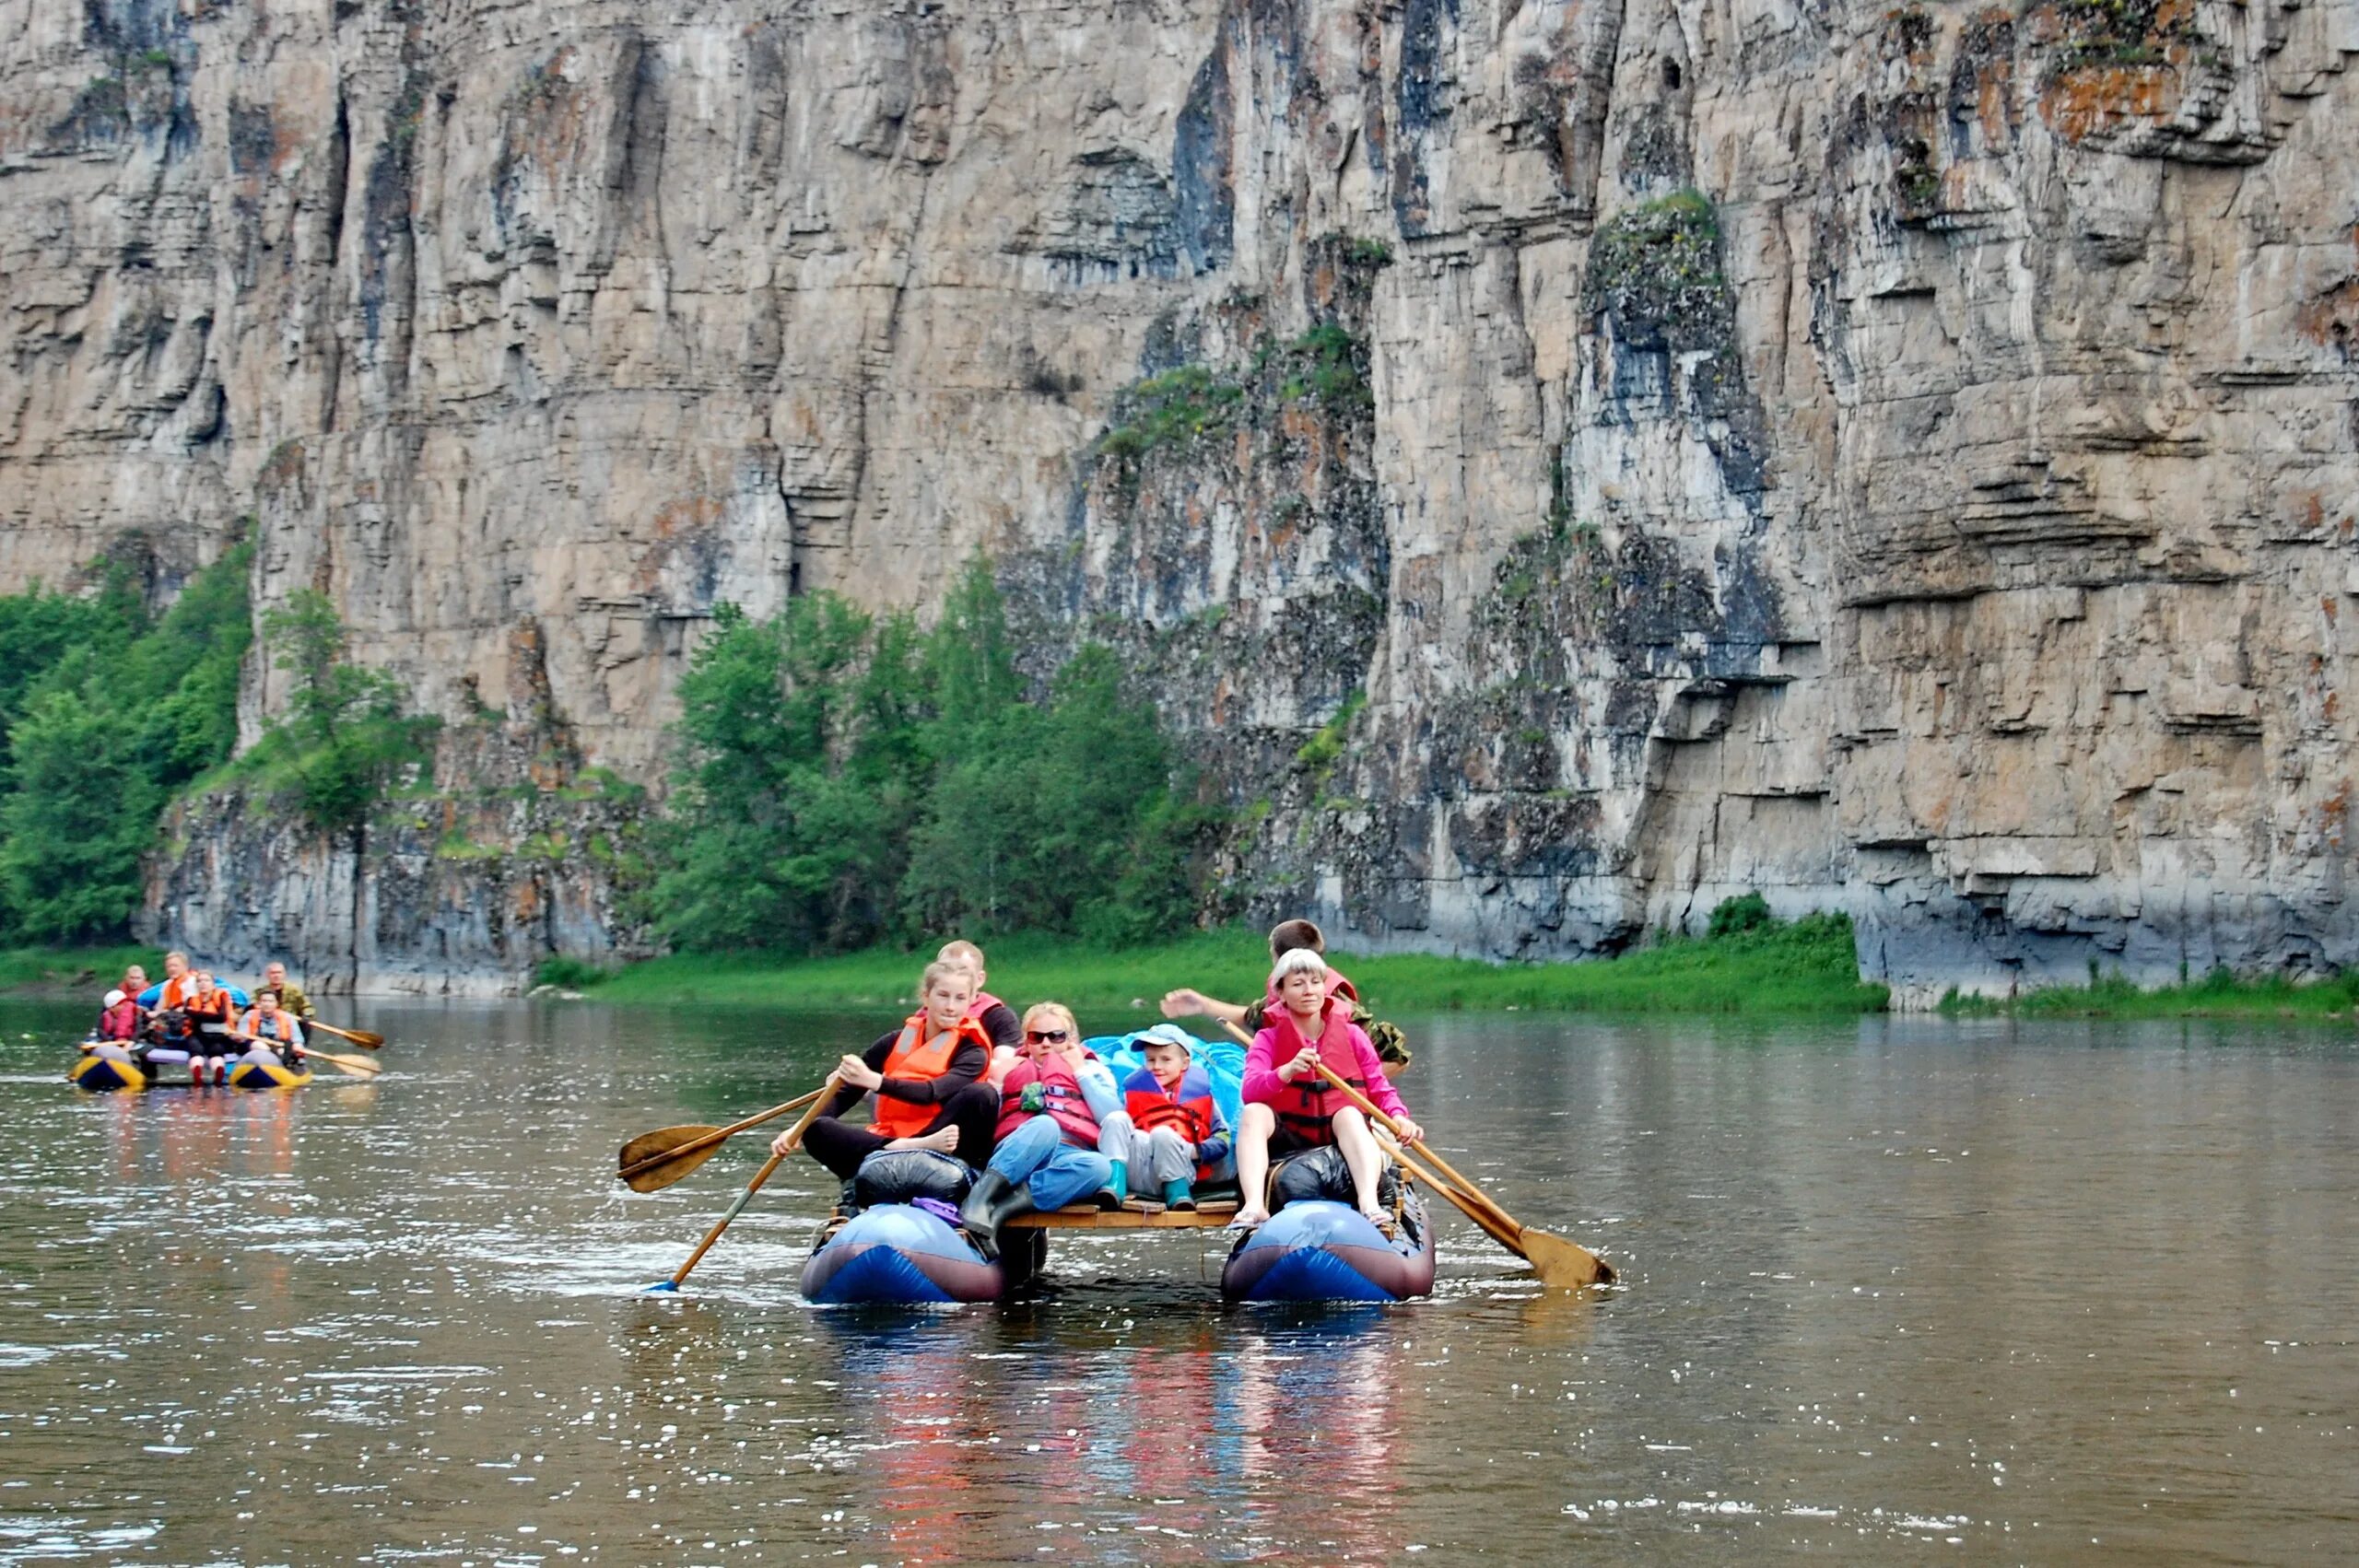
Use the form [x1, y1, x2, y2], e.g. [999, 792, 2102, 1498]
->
[957, 1170, 1036, 1261]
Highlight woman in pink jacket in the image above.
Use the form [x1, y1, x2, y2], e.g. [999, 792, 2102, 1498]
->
[1231, 947, 1422, 1232]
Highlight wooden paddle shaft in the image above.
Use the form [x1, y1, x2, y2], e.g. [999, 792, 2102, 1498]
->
[663, 1077, 837, 1291]
[1309, 1061, 1534, 1237]
[619, 1086, 827, 1182]
[1375, 1128, 1528, 1253]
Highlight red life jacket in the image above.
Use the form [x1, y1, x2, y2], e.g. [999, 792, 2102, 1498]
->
[1121, 1063, 1220, 1178]
[871, 1012, 990, 1141]
[98, 1000, 139, 1040]
[966, 990, 1008, 1024]
[994, 1051, 1102, 1148]
[1269, 1001, 1365, 1147]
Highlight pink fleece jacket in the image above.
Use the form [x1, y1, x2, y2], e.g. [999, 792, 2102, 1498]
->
[1242, 1012, 1410, 1121]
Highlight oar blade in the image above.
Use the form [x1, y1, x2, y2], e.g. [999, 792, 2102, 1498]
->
[619, 1124, 723, 1173]
[623, 1139, 727, 1193]
[307, 1049, 381, 1078]
[1519, 1227, 1614, 1289]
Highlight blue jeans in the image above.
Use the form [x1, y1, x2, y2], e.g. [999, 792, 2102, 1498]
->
[988, 1115, 1111, 1211]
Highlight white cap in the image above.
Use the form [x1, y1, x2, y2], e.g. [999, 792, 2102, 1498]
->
[1135, 1024, 1195, 1055]
[103, 989, 126, 1008]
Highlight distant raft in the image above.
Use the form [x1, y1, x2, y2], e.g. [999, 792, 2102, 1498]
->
[799, 1205, 1012, 1305]
[1219, 1197, 1438, 1304]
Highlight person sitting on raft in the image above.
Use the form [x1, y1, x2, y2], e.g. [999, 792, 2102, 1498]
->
[1231, 947, 1422, 1234]
[139, 952, 198, 1054]
[261, 963, 314, 1022]
[936, 939, 1023, 1076]
[185, 971, 242, 1084]
[94, 987, 142, 1046]
[1110, 1024, 1233, 1211]
[236, 988, 307, 1068]
[776, 958, 1003, 1185]
[1161, 919, 1411, 1073]
[960, 1003, 1132, 1258]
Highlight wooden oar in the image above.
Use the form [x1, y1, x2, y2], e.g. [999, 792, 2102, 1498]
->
[647, 1076, 837, 1293]
[617, 1086, 829, 1193]
[299, 1047, 381, 1079]
[1310, 1060, 1612, 1287]
[307, 1022, 385, 1050]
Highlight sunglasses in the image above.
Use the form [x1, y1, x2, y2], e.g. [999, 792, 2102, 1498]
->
[1024, 1029, 1072, 1044]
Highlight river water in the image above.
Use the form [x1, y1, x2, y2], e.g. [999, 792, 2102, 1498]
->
[0, 1000, 2352, 1564]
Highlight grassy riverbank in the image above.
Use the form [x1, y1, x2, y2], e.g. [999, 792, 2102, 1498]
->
[1942, 967, 2359, 1020]
[573, 912, 1890, 1018]
[0, 945, 154, 994]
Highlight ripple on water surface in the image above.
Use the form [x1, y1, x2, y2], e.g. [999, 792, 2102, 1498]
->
[0, 1000, 2354, 1562]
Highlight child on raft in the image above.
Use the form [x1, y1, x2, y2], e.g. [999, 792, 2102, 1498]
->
[237, 988, 307, 1068]
[959, 1003, 1131, 1258]
[777, 959, 1003, 1183]
[1109, 1024, 1233, 1211]
[1231, 947, 1423, 1233]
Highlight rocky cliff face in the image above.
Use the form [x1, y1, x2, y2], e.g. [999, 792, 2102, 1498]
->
[5, 0, 2357, 998]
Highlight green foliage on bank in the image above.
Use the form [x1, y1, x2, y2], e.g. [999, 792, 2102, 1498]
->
[651, 559, 1221, 957]
[0, 547, 253, 943]
[0, 944, 158, 993]
[1942, 965, 2359, 1020]
[581, 904, 1886, 1018]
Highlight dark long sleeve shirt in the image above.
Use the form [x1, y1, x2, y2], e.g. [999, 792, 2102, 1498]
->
[820, 1029, 988, 1121]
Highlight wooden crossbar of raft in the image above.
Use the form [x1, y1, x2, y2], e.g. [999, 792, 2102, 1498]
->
[1006, 1199, 1241, 1231]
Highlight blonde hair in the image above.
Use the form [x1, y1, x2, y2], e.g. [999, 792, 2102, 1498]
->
[937, 940, 985, 969]
[1271, 947, 1329, 989]
[1021, 1001, 1079, 1041]
[920, 959, 975, 999]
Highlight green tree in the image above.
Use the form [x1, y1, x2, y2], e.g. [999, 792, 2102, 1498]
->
[652, 595, 926, 953]
[0, 540, 253, 942]
[0, 651, 160, 940]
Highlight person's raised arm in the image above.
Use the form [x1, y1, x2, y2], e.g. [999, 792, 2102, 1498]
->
[1159, 989, 1250, 1027]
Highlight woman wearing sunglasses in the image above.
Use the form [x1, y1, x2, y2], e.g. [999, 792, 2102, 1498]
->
[957, 1002, 1133, 1258]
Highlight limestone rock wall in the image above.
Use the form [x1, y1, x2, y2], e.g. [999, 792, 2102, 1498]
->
[5, 0, 2357, 997]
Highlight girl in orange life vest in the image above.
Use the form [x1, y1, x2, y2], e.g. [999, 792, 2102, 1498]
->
[1231, 947, 1422, 1232]
[778, 959, 1003, 1181]
[186, 971, 241, 1084]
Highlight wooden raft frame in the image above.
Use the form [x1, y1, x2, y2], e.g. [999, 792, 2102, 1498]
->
[1006, 1199, 1240, 1231]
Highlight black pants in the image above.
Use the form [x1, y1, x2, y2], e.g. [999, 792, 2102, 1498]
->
[802, 1082, 1002, 1180]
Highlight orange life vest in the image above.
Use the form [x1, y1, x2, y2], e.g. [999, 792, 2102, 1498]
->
[869, 1013, 988, 1141]
[160, 973, 199, 1010]
[1270, 1001, 1365, 1147]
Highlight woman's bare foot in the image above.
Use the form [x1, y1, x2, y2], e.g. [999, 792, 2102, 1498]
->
[1226, 1206, 1269, 1231]
[1358, 1205, 1397, 1239]
[887, 1126, 961, 1155]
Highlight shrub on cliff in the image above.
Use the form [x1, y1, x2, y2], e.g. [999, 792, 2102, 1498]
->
[242, 591, 440, 834]
[0, 544, 253, 942]
[653, 560, 1216, 955]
